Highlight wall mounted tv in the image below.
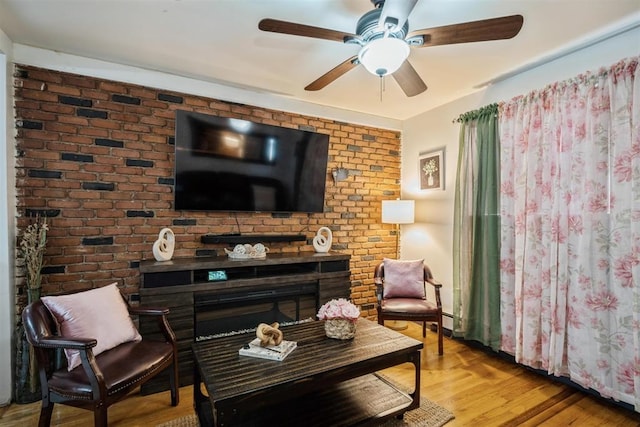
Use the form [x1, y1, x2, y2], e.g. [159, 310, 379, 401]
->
[174, 110, 330, 213]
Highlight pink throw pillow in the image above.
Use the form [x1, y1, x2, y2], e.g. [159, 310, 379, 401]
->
[41, 283, 141, 371]
[383, 258, 425, 298]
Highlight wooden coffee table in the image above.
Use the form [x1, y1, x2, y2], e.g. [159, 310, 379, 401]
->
[192, 318, 423, 426]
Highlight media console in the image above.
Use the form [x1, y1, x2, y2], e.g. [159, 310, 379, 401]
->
[138, 251, 351, 394]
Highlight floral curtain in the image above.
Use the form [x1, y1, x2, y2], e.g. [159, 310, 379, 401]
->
[499, 57, 639, 409]
[453, 104, 502, 350]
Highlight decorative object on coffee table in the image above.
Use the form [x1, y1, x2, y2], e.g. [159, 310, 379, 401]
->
[153, 227, 175, 261]
[255, 322, 283, 346]
[224, 243, 269, 259]
[239, 323, 297, 361]
[312, 226, 332, 253]
[324, 318, 357, 340]
[317, 298, 360, 339]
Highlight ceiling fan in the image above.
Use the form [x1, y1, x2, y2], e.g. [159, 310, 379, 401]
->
[259, 0, 523, 97]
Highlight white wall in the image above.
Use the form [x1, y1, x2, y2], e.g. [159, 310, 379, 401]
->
[400, 25, 640, 329]
[0, 26, 15, 406]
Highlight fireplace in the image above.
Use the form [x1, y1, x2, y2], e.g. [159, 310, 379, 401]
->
[194, 282, 318, 340]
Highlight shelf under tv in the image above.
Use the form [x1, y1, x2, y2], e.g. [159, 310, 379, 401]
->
[201, 234, 307, 244]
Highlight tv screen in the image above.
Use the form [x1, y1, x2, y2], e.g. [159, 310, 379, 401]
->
[174, 110, 329, 213]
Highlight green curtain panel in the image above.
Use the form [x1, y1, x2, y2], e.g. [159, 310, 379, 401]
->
[453, 104, 501, 350]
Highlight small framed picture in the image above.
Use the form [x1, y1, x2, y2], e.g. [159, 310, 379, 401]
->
[419, 149, 444, 191]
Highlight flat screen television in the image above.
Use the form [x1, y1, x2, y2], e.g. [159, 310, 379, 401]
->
[174, 110, 330, 213]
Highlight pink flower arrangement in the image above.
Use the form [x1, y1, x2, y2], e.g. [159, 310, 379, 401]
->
[317, 298, 360, 323]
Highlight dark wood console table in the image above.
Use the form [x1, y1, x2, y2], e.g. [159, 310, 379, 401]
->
[138, 252, 351, 394]
[193, 318, 422, 426]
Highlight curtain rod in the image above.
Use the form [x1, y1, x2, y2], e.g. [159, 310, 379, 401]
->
[473, 13, 640, 89]
[453, 103, 498, 123]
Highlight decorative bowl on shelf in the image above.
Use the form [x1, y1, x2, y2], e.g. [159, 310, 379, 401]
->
[224, 243, 269, 260]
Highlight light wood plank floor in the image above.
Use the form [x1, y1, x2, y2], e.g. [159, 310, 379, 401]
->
[1, 322, 639, 426]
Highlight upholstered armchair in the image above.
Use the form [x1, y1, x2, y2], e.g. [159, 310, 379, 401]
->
[375, 259, 443, 355]
[22, 283, 179, 427]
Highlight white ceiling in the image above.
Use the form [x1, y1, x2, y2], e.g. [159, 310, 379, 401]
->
[0, 0, 638, 121]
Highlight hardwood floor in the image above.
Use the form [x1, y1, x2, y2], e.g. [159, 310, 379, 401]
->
[1, 322, 639, 426]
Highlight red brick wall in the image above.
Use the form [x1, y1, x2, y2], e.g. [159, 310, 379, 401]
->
[13, 64, 401, 319]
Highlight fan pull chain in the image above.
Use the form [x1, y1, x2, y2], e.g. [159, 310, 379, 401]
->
[378, 76, 389, 102]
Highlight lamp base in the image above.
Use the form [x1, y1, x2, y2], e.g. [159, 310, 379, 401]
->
[385, 320, 408, 331]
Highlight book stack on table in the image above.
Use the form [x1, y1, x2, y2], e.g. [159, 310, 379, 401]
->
[239, 338, 297, 361]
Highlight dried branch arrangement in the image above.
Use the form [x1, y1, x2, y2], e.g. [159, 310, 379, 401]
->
[20, 216, 48, 302]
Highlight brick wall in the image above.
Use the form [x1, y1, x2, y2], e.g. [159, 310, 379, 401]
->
[13, 64, 401, 320]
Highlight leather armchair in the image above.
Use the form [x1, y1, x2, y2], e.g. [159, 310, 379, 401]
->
[375, 261, 444, 355]
[22, 298, 179, 427]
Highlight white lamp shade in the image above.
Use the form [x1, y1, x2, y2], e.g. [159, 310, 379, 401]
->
[358, 37, 410, 77]
[382, 200, 415, 224]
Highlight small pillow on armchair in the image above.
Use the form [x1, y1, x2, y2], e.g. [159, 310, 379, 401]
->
[41, 283, 142, 371]
[383, 258, 425, 298]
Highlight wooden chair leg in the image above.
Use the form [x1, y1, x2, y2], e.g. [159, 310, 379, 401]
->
[94, 404, 108, 427]
[437, 318, 444, 355]
[170, 356, 180, 406]
[38, 401, 54, 427]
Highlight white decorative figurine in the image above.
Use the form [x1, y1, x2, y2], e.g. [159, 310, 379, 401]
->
[152, 228, 175, 262]
[313, 227, 332, 253]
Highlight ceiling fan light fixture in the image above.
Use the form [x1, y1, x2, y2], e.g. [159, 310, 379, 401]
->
[358, 37, 409, 77]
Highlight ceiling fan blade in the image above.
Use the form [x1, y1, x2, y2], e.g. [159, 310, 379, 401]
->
[305, 56, 359, 91]
[259, 18, 357, 43]
[378, 0, 418, 32]
[392, 60, 427, 97]
[408, 14, 524, 47]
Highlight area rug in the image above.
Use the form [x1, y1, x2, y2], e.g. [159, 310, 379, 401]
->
[156, 397, 453, 427]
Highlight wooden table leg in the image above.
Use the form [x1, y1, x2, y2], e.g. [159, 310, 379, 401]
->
[193, 362, 215, 426]
[409, 350, 421, 410]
